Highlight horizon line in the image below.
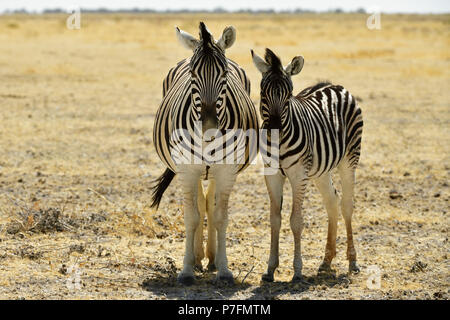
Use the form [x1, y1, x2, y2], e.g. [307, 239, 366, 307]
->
[2, 7, 449, 15]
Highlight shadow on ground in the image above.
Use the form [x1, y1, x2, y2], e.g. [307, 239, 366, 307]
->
[141, 272, 253, 299]
[247, 272, 352, 300]
[141, 269, 352, 299]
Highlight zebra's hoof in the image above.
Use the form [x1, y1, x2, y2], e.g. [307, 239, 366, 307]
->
[207, 263, 216, 272]
[318, 262, 333, 274]
[261, 272, 274, 282]
[215, 271, 234, 286]
[291, 274, 303, 283]
[349, 261, 360, 274]
[194, 264, 203, 272]
[177, 273, 195, 286]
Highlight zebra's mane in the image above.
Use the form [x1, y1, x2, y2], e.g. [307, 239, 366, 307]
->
[264, 48, 284, 74]
[199, 22, 214, 53]
[297, 81, 332, 98]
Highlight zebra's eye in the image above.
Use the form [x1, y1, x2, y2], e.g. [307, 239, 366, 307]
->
[221, 70, 228, 78]
[190, 70, 197, 77]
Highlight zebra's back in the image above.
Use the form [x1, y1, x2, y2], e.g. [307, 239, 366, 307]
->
[280, 83, 363, 177]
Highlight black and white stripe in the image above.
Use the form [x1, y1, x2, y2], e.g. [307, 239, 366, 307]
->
[252, 48, 363, 282]
[154, 27, 256, 179]
[151, 23, 259, 285]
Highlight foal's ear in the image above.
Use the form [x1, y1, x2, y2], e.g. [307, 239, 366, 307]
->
[175, 26, 199, 51]
[217, 26, 236, 50]
[285, 56, 304, 76]
[251, 49, 270, 74]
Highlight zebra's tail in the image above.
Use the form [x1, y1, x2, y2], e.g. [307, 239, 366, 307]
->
[150, 168, 176, 209]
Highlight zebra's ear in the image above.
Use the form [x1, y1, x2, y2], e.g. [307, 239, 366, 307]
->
[285, 56, 304, 76]
[217, 26, 236, 50]
[251, 50, 270, 74]
[175, 26, 199, 51]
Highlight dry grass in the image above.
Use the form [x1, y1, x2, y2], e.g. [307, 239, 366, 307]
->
[0, 13, 448, 299]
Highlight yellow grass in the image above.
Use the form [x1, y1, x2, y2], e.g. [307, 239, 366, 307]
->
[0, 13, 448, 299]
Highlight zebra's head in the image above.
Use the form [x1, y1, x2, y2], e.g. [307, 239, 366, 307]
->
[251, 48, 304, 129]
[175, 22, 236, 134]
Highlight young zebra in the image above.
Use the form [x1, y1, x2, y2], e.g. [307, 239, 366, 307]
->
[252, 48, 363, 282]
[151, 23, 259, 285]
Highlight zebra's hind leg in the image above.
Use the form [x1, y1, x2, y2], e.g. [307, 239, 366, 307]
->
[194, 180, 206, 272]
[338, 161, 360, 274]
[205, 179, 217, 272]
[262, 170, 285, 282]
[314, 173, 339, 275]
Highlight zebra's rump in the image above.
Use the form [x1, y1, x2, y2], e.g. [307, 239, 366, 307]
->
[278, 83, 363, 177]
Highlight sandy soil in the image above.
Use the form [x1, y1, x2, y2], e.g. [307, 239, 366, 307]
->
[0, 13, 448, 300]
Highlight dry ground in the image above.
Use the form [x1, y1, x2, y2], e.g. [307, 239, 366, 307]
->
[0, 13, 448, 300]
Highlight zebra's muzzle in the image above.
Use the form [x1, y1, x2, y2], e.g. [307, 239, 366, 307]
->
[200, 103, 219, 135]
[267, 113, 282, 130]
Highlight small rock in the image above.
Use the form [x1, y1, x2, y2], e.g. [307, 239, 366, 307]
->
[389, 190, 402, 199]
[6, 222, 21, 234]
[59, 264, 68, 275]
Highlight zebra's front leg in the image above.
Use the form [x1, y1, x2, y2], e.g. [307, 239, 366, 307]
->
[262, 171, 285, 282]
[287, 168, 307, 282]
[205, 179, 217, 272]
[212, 170, 236, 285]
[194, 180, 206, 271]
[178, 172, 202, 285]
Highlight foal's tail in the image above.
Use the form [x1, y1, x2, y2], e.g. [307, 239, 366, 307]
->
[150, 168, 176, 209]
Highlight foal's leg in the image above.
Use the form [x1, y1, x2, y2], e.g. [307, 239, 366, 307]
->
[177, 171, 201, 285]
[314, 173, 339, 273]
[286, 167, 307, 282]
[212, 169, 236, 284]
[205, 179, 217, 271]
[338, 162, 360, 274]
[194, 180, 206, 271]
[262, 170, 285, 282]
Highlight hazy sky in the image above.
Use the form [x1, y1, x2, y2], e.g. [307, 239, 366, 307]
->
[1, 0, 449, 13]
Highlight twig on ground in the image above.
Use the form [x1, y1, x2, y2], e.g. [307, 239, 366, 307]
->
[241, 265, 255, 285]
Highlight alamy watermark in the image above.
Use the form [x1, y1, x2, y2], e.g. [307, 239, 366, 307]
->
[169, 121, 280, 175]
[65, 263, 82, 290]
[366, 6, 381, 30]
[66, 7, 81, 30]
[366, 265, 382, 289]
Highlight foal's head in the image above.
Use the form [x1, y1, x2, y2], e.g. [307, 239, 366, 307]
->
[251, 48, 304, 129]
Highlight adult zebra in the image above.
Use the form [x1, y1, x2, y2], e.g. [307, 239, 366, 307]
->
[151, 22, 259, 285]
[252, 48, 363, 282]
